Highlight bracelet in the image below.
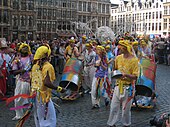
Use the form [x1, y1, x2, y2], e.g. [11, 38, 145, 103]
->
[56, 86, 63, 92]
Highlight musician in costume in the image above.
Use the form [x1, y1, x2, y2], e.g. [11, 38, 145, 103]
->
[105, 45, 115, 83]
[107, 40, 139, 127]
[139, 40, 151, 57]
[0, 39, 10, 98]
[91, 45, 111, 109]
[83, 43, 96, 93]
[64, 38, 82, 61]
[32, 45, 65, 127]
[63, 38, 83, 100]
[11, 43, 33, 120]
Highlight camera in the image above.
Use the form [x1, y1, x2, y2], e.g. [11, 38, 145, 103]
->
[150, 114, 170, 127]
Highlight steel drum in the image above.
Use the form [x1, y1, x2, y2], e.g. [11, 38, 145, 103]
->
[59, 58, 83, 91]
[136, 58, 157, 97]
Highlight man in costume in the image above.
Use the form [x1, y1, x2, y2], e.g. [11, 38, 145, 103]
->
[91, 45, 111, 109]
[11, 43, 33, 120]
[83, 43, 96, 93]
[0, 39, 10, 98]
[107, 40, 139, 127]
[32, 45, 65, 127]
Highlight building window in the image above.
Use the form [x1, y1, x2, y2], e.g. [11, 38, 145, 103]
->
[149, 12, 151, 19]
[63, 2, 66, 7]
[3, 0, 8, 6]
[82, 16, 86, 23]
[164, 22, 167, 30]
[156, 3, 158, 8]
[13, 0, 19, 9]
[83, 2, 86, 12]
[98, 3, 101, 13]
[102, 4, 105, 13]
[156, 12, 158, 19]
[72, 2, 76, 8]
[152, 23, 154, 30]
[159, 23, 161, 30]
[37, 21, 41, 31]
[3, 10, 8, 23]
[160, 11, 162, 18]
[0, 11, 1, 23]
[164, 6, 167, 15]
[21, 16, 26, 26]
[13, 16, 18, 26]
[79, 1, 82, 11]
[48, 0, 52, 6]
[21, 2, 26, 10]
[106, 4, 109, 14]
[28, 16, 33, 27]
[78, 15, 82, 22]
[155, 23, 157, 30]
[152, 12, 155, 19]
[28, 2, 34, 10]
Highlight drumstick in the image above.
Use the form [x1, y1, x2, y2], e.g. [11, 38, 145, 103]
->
[65, 81, 71, 89]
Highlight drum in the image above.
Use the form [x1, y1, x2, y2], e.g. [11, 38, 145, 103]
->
[136, 58, 157, 97]
[59, 58, 83, 91]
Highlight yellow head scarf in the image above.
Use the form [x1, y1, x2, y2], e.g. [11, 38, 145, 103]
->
[105, 45, 111, 49]
[132, 41, 138, 46]
[69, 39, 75, 43]
[34, 45, 51, 60]
[140, 40, 147, 45]
[19, 43, 32, 55]
[82, 35, 87, 40]
[119, 40, 132, 54]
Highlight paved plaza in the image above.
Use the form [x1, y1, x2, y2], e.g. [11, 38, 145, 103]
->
[0, 64, 170, 127]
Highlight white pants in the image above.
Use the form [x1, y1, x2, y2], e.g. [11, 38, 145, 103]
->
[34, 98, 57, 127]
[14, 79, 30, 118]
[91, 76, 110, 107]
[83, 66, 96, 90]
[107, 86, 132, 126]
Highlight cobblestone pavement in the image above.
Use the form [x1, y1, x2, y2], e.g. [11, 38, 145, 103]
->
[1, 64, 170, 127]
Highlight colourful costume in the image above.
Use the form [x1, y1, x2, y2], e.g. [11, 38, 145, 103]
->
[91, 46, 111, 108]
[107, 41, 139, 127]
[12, 43, 33, 120]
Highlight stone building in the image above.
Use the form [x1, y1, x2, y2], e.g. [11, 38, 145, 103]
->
[0, 0, 11, 40]
[11, 0, 36, 41]
[163, 1, 170, 37]
[36, 0, 111, 40]
[111, 0, 169, 37]
[0, 0, 111, 41]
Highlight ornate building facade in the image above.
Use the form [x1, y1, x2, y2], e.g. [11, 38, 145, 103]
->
[36, 0, 111, 40]
[163, 1, 170, 37]
[111, 0, 170, 37]
[11, 0, 36, 41]
[0, 0, 111, 41]
[0, 0, 11, 40]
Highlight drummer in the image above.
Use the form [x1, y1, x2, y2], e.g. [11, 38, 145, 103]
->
[91, 45, 111, 109]
[139, 40, 151, 57]
[64, 37, 82, 61]
[83, 43, 96, 94]
[107, 40, 139, 127]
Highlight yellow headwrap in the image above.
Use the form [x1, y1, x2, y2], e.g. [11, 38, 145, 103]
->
[140, 40, 147, 45]
[119, 40, 132, 54]
[85, 43, 93, 48]
[19, 43, 32, 55]
[82, 35, 87, 40]
[132, 41, 138, 46]
[34, 45, 51, 60]
[69, 39, 75, 43]
[105, 45, 111, 49]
